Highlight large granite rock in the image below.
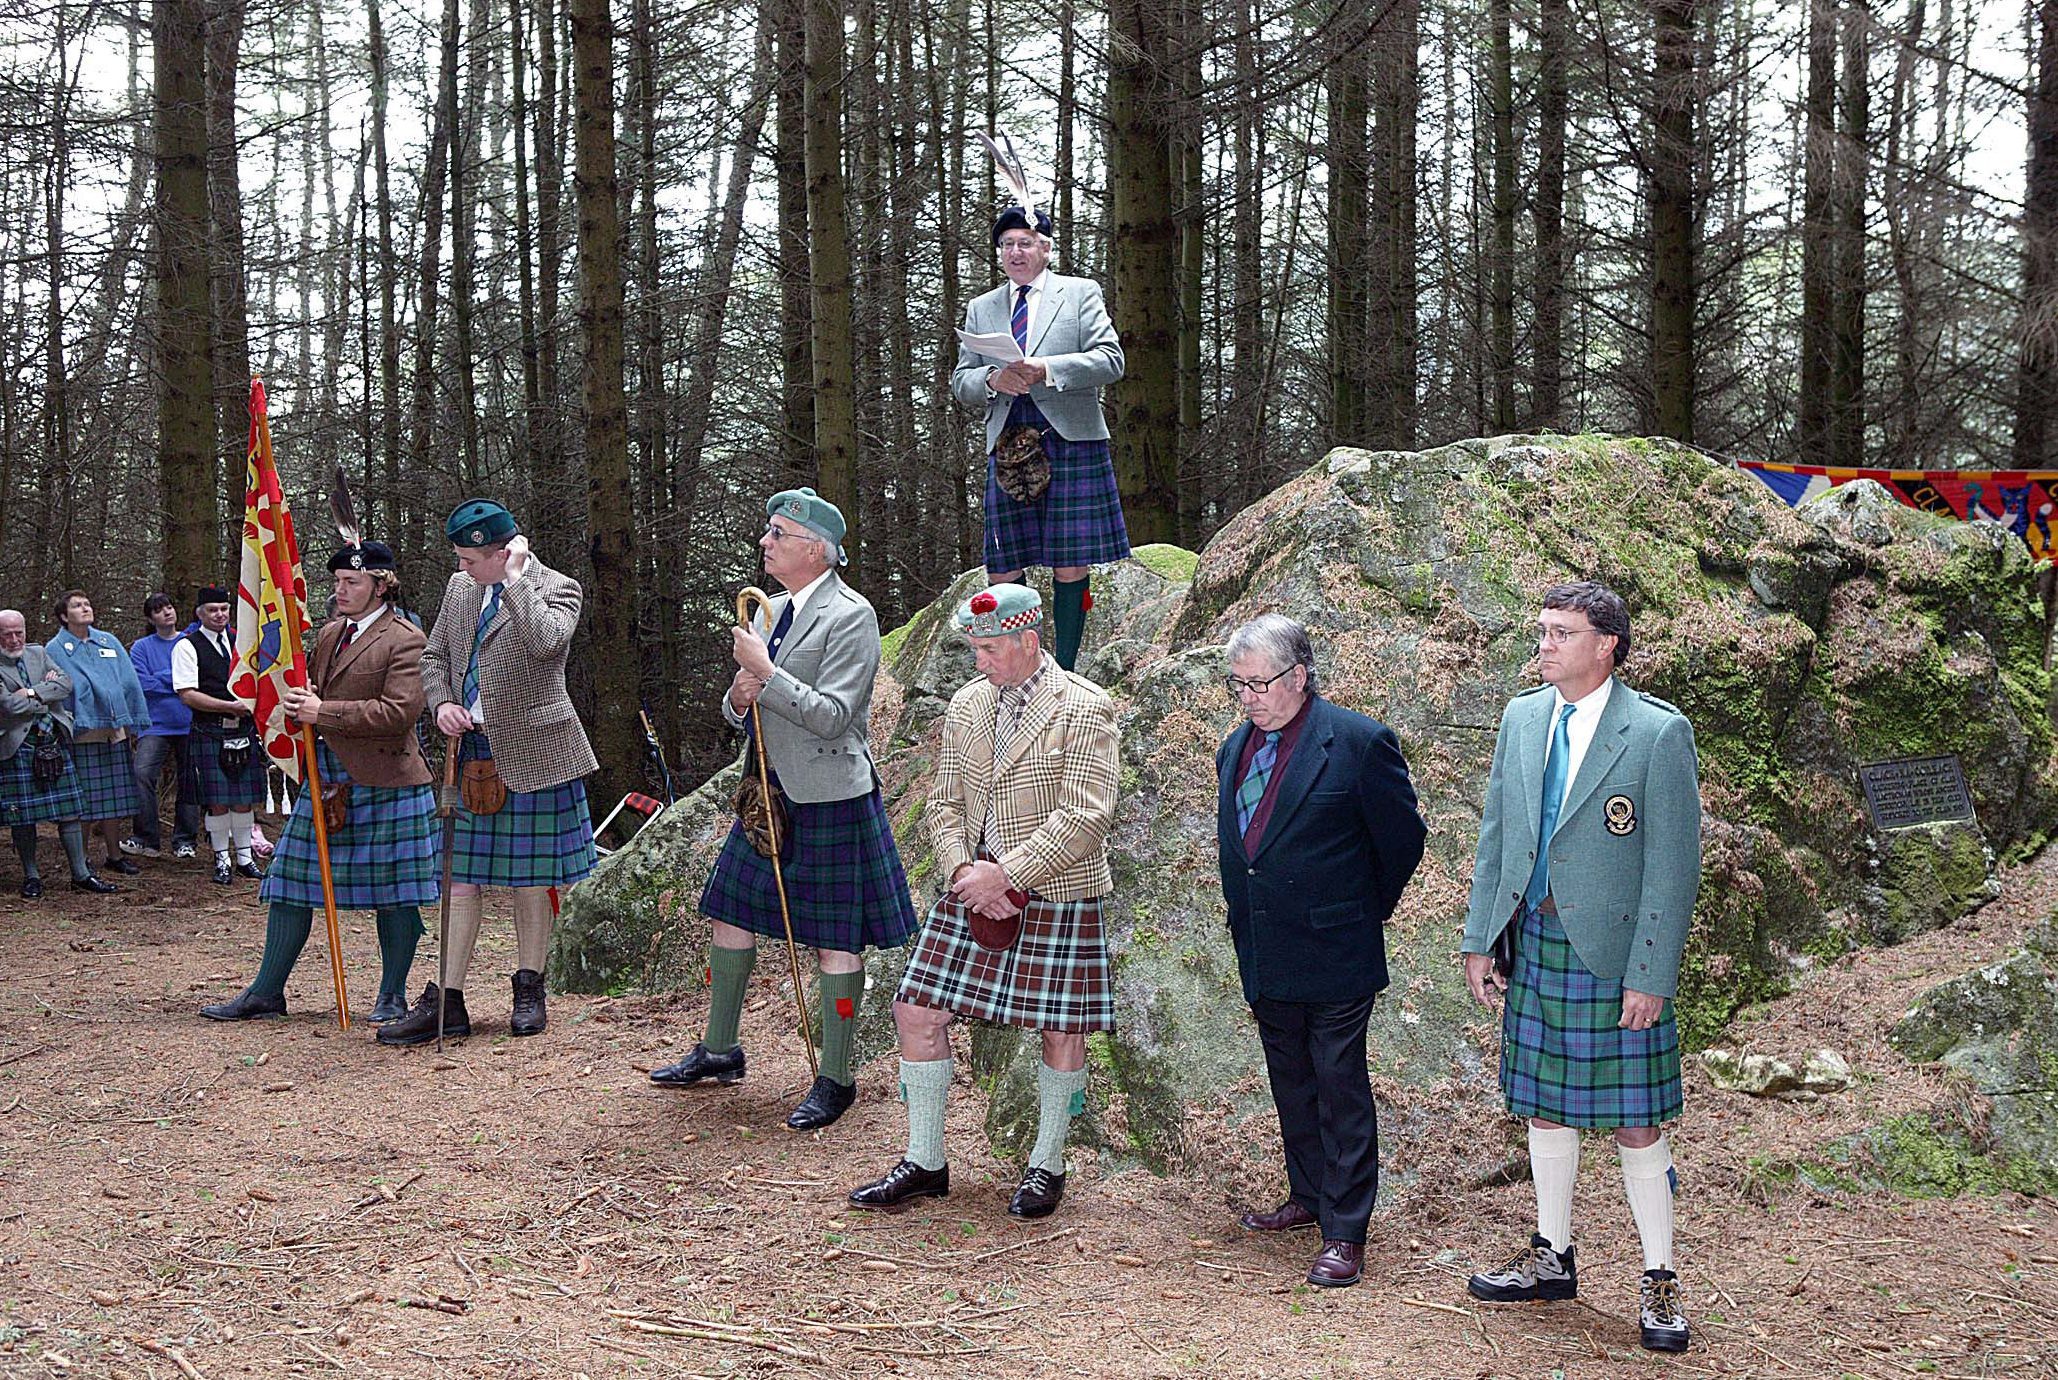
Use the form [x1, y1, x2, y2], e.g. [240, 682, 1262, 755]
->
[554, 437, 2057, 1174]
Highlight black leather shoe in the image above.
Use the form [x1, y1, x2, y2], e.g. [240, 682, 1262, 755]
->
[510, 968, 547, 1036]
[376, 984, 469, 1045]
[71, 873, 118, 894]
[649, 1042, 747, 1087]
[367, 991, 408, 1024]
[849, 1159, 950, 1211]
[785, 1075, 856, 1131]
[106, 857, 141, 876]
[1240, 1200, 1319, 1232]
[211, 856, 232, 885]
[19, 877, 42, 899]
[199, 989, 286, 1021]
[1306, 1240, 1364, 1288]
[1008, 1167, 1066, 1219]
[233, 860, 264, 880]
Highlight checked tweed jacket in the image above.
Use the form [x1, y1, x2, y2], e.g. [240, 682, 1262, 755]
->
[305, 611, 432, 789]
[927, 659, 1119, 903]
[421, 559, 598, 794]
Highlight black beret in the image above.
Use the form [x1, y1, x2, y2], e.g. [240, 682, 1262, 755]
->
[327, 541, 397, 574]
[196, 585, 231, 606]
[992, 206, 1055, 246]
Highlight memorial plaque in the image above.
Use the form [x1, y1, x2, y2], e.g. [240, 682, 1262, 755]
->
[1857, 755, 1976, 831]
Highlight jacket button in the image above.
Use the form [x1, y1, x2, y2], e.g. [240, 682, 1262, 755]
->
[1247, 868, 1256, 876]
[1645, 938, 1653, 945]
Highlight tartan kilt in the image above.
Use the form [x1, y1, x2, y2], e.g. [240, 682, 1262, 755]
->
[260, 742, 439, 910]
[69, 739, 140, 821]
[699, 787, 919, 952]
[1501, 901, 1683, 1128]
[191, 726, 262, 807]
[896, 890, 1115, 1033]
[983, 398, 1132, 574]
[0, 742, 84, 826]
[448, 735, 594, 889]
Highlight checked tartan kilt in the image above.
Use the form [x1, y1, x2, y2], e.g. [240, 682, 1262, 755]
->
[983, 397, 1131, 575]
[1501, 900, 1683, 1128]
[0, 740, 84, 826]
[448, 733, 595, 889]
[896, 890, 1115, 1033]
[260, 742, 439, 911]
[191, 726, 262, 807]
[699, 785, 919, 952]
[69, 739, 141, 821]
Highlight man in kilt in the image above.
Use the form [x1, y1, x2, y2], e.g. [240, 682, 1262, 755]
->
[199, 542, 436, 1023]
[949, 204, 1128, 673]
[1460, 581, 1702, 1353]
[379, 500, 597, 1046]
[45, 590, 152, 880]
[849, 583, 1120, 1219]
[1, 609, 115, 898]
[174, 586, 266, 885]
[651, 488, 919, 1131]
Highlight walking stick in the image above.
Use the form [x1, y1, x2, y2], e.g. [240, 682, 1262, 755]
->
[298, 725, 350, 1031]
[737, 586, 818, 1078]
[435, 735, 461, 1052]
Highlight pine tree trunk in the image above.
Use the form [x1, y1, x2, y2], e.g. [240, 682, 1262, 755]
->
[206, 0, 249, 550]
[1650, 0, 1697, 442]
[1532, 0, 1568, 429]
[2017, 0, 2058, 468]
[1489, 0, 1517, 430]
[156, 0, 216, 595]
[803, 0, 861, 575]
[773, 0, 815, 482]
[367, 0, 402, 535]
[1369, 0, 1418, 447]
[405, 0, 458, 569]
[1799, 0, 1835, 456]
[1325, 39, 1368, 445]
[1830, 0, 1869, 467]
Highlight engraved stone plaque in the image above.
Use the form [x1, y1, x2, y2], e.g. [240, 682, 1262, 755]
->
[1857, 755, 1976, 831]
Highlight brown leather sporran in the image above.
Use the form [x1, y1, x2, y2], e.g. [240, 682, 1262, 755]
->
[993, 424, 1051, 504]
[731, 772, 792, 860]
[461, 758, 508, 815]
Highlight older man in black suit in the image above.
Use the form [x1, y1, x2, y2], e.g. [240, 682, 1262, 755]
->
[1216, 614, 1426, 1289]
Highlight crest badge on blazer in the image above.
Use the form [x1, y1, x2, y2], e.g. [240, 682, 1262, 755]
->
[1604, 794, 1638, 836]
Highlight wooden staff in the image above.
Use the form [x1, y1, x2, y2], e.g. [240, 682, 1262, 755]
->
[737, 586, 817, 1078]
[284, 650, 348, 1031]
[435, 735, 462, 1051]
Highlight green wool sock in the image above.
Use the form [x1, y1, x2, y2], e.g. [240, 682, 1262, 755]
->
[1053, 577, 1089, 671]
[11, 825, 38, 878]
[899, 1057, 953, 1171]
[703, 943, 757, 1052]
[817, 969, 866, 1087]
[247, 903, 315, 1002]
[1027, 1063, 1089, 1174]
[57, 821, 93, 880]
[374, 906, 425, 999]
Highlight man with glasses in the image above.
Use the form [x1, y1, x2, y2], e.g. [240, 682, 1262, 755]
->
[1459, 580, 1702, 1353]
[651, 487, 920, 1131]
[949, 202, 1127, 672]
[1215, 614, 1425, 1289]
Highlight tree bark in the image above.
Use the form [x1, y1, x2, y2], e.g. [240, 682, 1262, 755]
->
[156, 0, 216, 595]
[1650, 0, 1697, 442]
[206, 0, 249, 553]
[1368, 0, 1418, 447]
[1800, 0, 1836, 455]
[1325, 36, 1368, 445]
[773, 0, 815, 482]
[1830, 0, 1869, 467]
[2017, 0, 2058, 468]
[1532, 0, 1568, 429]
[803, 0, 861, 575]
[1489, 0, 1517, 430]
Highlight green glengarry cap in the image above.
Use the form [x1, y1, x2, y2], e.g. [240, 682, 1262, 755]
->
[955, 583, 1043, 637]
[446, 499, 518, 547]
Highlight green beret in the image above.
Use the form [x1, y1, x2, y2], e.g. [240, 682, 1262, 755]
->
[765, 487, 846, 551]
[955, 583, 1043, 638]
[446, 499, 518, 547]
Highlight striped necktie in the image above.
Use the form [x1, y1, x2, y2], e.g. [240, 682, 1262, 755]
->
[1011, 284, 1031, 352]
[1523, 703, 1579, 911]
[1236, 731, 1280, 838]
[462, 585, 502, 717]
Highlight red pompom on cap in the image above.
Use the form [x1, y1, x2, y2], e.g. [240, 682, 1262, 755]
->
[970, 591, 999, 615]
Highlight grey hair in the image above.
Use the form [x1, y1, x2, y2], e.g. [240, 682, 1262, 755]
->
[1226, 613, 1319, 692]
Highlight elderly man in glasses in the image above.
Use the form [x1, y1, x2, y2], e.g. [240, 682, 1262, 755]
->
[1215, 613, 1425, 1289]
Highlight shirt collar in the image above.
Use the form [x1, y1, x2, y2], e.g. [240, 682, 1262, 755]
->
[1551, 676, 1613, 720]
[787, 569, 834, 620]
[347, 603, 388, 637]
[1012, 269, 1050, 298]
[1003, 655, 1053, 708]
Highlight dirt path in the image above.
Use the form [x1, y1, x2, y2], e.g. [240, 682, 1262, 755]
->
[3, 847, 2055, 1378]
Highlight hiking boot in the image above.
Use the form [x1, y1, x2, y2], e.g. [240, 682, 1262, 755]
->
[510, 968, 547, 1036]
[1639, 1268, 1690, 1351]
[376, 983, 470, 1045]
[1467, 1233, 1577, 1302]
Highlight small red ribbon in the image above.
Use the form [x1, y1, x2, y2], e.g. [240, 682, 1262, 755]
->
[1081, 588, 1093, 611]
[835, 996, 856, 1020]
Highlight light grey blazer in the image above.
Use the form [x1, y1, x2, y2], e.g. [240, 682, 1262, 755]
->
[0, 646, 74, 761]
[949, 271, 1126, 455]
[722, 573, 883, 805]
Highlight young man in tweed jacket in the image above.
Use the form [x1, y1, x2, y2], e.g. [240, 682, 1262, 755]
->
[849, 582, 1120, 1221]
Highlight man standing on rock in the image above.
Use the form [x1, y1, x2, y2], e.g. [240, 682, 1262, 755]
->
[1216, 613, 1425, 1289]
[649, 487, 919, 1131]
[848, 583, 1119, 1220]
[1460, 580, 1702, 1353]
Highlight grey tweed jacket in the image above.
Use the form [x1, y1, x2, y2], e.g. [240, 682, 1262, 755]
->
[721, 572, 883, 805]
[0, 646, 73, 761]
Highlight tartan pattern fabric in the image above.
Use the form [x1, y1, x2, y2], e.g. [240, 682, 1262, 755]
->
[698, 786, 919, 952]
[982, 399, 1131, 574]
[1501, 901, 1683, 1128]
[447, 750, 595, 889]
[260, 742, 440, 909]
[1235, 731, 1279, 837]
[69, 738, 141, 821]
[0, 739, 84, 825]
[895, 892, 1115, 1032]
[190, 726, 262, 806]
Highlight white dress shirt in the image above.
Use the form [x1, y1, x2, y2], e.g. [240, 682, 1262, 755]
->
[1547, 676, 1614, 809]
[171, 628, 235, 694]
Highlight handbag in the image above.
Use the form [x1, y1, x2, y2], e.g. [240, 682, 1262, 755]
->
[219, 736, 253, 775]
[965, 887, 1032, 953]
[461, 758, 508, 816]
[320, 781, 352, 834]
[731, 771, 792, 860]
[993, 423, 1051, 504]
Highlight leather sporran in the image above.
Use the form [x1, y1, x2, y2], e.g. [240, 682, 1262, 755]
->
[218, 735, 252, 775]
[993, 423, 1051, 504]
[965, 887, 1033, 952]
[731, 772, 791, 860]
[29, 726, 67, 786]
[461, 759, 507, 816]
[320, 782, 352, 834]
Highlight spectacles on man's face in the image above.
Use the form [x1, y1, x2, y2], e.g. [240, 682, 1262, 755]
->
[1224, 668, 1295, 696]
[998, 237, 1041, 254]
[762, 524, 808, 544]
[1535, 623, 1600, 647]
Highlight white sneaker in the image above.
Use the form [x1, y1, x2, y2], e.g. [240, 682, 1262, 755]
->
[172, 841, 198, 859]
[1639, 1269, 1690, 1351]
[1468, 1233, 1578, 1301]
[119, 837, 159, 859]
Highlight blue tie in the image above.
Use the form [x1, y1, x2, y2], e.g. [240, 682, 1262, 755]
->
[744, 602, 796, 744]
[1011, 284, 1031, 352]
[462, 584, 502, 715]
[1523, 704, 1579, 911]
[1236, 731, 1281, 839]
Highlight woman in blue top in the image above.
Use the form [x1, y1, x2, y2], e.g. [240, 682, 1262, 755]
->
[46, 590, 152, 878]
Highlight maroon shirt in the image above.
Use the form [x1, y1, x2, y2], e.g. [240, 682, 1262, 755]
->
[1233, 692, 1315, 853]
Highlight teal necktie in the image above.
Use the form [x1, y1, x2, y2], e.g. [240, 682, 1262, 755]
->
[1523, 703, 1579, 910]
[462, 585, 502, 715]
[1236, 731, 1281, 838]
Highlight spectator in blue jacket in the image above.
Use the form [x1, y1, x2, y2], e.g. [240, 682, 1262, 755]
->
[128, 593, 200, 859]
[45, 590, 151, 878]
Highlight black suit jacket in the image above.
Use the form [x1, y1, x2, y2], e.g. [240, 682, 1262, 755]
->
[1216, 696, 1428, 1005]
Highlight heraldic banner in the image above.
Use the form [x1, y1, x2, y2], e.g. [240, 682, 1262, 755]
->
[1739, 462, 2056, 563]
[231, 377, 313, 784]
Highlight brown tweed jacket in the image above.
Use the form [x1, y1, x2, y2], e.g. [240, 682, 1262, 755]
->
[305, 610, 432, 788]
[421, 559, 597, 793]
[927, 657, 1119, 903]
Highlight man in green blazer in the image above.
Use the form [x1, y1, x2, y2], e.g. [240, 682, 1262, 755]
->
[1459, 580, 1701, 1353]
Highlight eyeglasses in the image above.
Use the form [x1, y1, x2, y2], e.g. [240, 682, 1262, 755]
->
[997, 237, 1041, 253]
[1223, 668, 1295, 696]
[1535, 625, 1601, 646]
[762, 525, 809, 544]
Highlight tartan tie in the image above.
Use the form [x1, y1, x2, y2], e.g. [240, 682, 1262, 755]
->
[1011, 284, 1031, 352]
[1236, 731, 1280, 838]
[462, 585, 502, 716]
[1523, 703, 1580, 911]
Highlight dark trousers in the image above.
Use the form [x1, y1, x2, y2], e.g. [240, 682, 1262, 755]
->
[132, 733, 199, 848]
[1251, 993, 1380, 1244]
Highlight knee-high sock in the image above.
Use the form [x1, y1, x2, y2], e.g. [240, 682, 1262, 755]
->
[817, 969, 866, 1086]
[440, 890, 485, 991]
[1027, 1062, 1090, 1174]
[1052, 577, 1089, 671]
[1619, 1136, 1675, 1272]
[703, 943, 757, 1052]
[58, 821, 93, 880]
[205, 813, 231, 858]
[12, 824, 39, 878]
[900, 1057, 953, 1171]
[1531, 1123, 1580, 1253]
[512, 886, 554, 972]
[248, 903, 315, 1001]
[228, 809, 254, 864]
[374, 905, 425, 998]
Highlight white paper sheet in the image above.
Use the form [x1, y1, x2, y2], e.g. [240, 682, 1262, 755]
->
[955, 328, 1024, 363]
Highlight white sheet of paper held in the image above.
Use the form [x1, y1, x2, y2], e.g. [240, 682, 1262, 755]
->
[956, 328, 1024, 362]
